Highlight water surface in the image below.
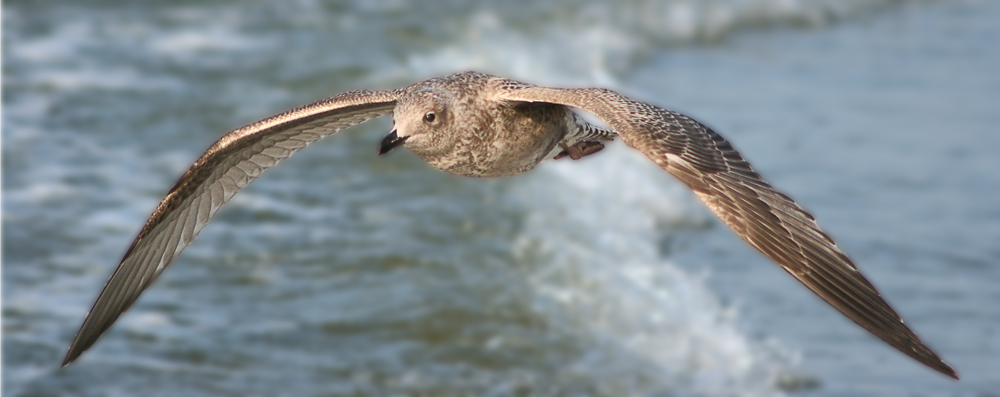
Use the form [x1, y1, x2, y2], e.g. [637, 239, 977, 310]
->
[4, 0, 998, 395]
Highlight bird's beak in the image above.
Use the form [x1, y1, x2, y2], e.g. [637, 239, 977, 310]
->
[378, 130, 408, 156]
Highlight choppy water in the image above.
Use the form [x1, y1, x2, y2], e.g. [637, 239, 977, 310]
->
[3, 0, 998, 395]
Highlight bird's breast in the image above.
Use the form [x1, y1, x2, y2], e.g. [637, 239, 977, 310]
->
[422, 103, 570, 178]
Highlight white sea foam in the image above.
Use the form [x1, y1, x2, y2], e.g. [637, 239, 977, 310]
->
[396, 0, 906, 85]
[505, 144, 793, 394]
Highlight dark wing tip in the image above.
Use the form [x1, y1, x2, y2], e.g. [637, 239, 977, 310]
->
[919, 353, 959, 379]
[943, 365, 960, 380]
[61, 290, 129, 367]
[61, 350, 79, 367]
[62, 327, 98, 367]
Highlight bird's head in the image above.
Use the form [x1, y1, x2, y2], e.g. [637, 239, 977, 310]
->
[379, 88, 455, 158]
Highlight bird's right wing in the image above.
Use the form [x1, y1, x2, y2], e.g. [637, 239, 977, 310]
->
[495, 82, 958, 379]
[63, 88, 404, 366]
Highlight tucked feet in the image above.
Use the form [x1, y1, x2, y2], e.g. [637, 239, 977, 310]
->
[555, 140, 605, 160]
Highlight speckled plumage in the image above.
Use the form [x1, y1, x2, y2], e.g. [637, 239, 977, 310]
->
[391, 72, 613, 177]
[63, 72, 957, 380]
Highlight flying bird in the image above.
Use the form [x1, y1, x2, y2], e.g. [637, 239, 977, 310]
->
[63, 71, 958, 379]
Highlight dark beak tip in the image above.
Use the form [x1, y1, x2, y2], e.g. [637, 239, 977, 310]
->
[378, 130, 405, 156]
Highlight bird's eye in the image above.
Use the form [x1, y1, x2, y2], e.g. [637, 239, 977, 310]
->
[423, 112, 436, 123]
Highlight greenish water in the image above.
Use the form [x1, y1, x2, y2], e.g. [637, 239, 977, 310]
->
[4, 0, 998, 395]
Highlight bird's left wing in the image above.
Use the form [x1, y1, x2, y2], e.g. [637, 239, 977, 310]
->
[63, 88, 404, 366]
[494, 81, 957, 379]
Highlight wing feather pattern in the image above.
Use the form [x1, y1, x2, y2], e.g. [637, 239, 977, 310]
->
[63, 88, 404, 365]
[496, 83, 958, 379]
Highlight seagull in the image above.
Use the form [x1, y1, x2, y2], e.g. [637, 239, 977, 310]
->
[62, 71, 958, 379]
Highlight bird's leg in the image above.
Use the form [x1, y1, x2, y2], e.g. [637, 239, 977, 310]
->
[554, 141, 605, 160]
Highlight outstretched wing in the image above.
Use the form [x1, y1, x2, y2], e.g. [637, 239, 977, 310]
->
[495, 83, 958, 379]
[63, 88, 404, 366]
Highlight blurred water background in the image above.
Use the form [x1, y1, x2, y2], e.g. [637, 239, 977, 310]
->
[3, 0, 998, 395]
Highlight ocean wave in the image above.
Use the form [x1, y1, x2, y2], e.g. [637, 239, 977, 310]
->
[3, 0, 942, 395]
